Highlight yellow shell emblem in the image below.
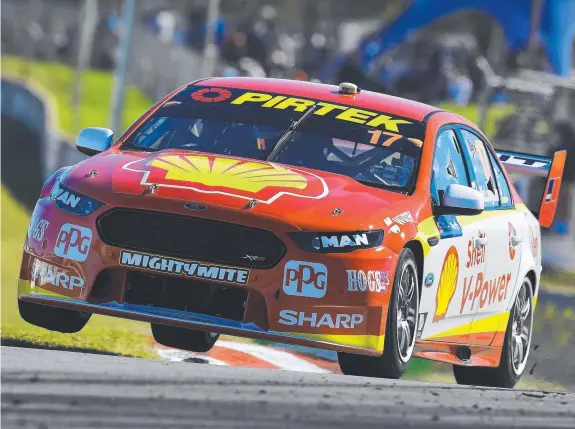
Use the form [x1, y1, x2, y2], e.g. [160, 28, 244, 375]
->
[149, 154, 308, 193]
[433, 246, 459, 322]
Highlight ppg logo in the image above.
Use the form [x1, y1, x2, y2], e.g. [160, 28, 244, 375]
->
[283, 260, 327, 298]
[54, 224, 92, 262]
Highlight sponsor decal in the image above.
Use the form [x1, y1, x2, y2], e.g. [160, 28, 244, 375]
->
[392, 211, 414, 225]
[433, 246, 459, 322]
[532, 235, 539, 258]
[51, 181, 81, 208]
[229, 91, 413, 134]
[529, 226, 539, 259]
[416, 312, 427, 339]
[424, 273, 434, 288]
[242, 255, 266, 262]
[184, 202, 207, 211]
[367, 129, 423, 147]
[31, 259, 84, 290]
[283, 261, 327, 298]
[318, 233, 368, 249]
[346, 270, 389, 293]
[123, 154, 328, 204]
[384, 219, 400, 234]
[497, 153, 548, 170]
[384, 211, 414, 234]
[54, 224, 92, 262]
[151, 155, 308, 193]
[191, 87, 232, 103]
[466, 232, 486, 268]
[119, 250, 249, 285]
[28, 216, 50, 242]
[545, 178, 557, 203]
[460, 272, 511, 313]
[279, 310, 364, 329]
[434, 215, 462, 239]
[508, 223, 516, 260]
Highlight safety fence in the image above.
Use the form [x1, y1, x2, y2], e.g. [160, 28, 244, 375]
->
[0, 78, 78, 180]
[1, 0, 208, 102]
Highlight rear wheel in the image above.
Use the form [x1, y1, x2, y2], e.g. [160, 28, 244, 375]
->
[151, 324, 219, 352]
[18, 299, 91, 333]
[338, 248, 420, 378]
[453, 276, 534, 388]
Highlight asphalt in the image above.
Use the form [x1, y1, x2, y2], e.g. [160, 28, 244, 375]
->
[2, 347, 575, 429]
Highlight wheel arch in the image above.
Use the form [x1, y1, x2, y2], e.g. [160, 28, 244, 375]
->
[379, 241, 424, 355]
[525, 270, 537, 296]
[507, 268, 538, 312]
[405, 240, 424, 300]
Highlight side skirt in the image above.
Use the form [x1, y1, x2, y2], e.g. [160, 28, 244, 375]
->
[414, 340, 503, 367]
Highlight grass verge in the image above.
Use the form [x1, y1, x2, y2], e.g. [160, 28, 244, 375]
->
[1, 326, 157, 359]
[1, 187, 155, 358]
[540, 271, 575, 295]
[1, 55, 152, 137]
[438, 102, 516, 138]
[2, 56, 155, 356]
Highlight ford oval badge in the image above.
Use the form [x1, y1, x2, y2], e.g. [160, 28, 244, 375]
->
[184, 202, 207, 211]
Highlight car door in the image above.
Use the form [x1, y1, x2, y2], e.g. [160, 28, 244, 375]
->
[418, 128, 488, 345]
[458, 129, 524, 345]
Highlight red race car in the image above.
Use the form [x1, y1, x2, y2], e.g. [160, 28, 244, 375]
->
[19, 78, 565, 388]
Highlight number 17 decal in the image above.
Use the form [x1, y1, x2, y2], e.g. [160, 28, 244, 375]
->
[367, 130, 423, 147]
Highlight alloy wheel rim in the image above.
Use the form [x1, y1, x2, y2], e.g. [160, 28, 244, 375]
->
[510, 280, 533, 376]
[396, 260, 418, 363]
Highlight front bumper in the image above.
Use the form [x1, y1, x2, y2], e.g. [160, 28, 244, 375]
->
[19, 197, 399, 355]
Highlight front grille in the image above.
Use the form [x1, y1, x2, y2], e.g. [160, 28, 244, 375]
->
[97, 208, 285, 269]
[125, 271, 247, 321]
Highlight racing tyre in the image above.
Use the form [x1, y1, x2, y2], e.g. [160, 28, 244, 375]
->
[151, 324, 219, 352]
[18, 299, 91, 333]
[453, 276, 534, 388]
[338, 248, 420, 378]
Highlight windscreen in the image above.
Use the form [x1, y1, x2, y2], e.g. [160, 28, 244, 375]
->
[123, 85, 427, 193]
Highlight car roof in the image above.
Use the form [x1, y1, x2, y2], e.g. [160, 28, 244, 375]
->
[192, 77, 442, 123]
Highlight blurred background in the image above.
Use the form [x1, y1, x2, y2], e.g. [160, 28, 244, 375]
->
[1, 0, 574, 389]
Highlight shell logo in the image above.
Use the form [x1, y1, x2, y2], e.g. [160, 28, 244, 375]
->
[123, 154, 329, 204]
[151, 155, 308, 193]
[433, 246, 459, 322]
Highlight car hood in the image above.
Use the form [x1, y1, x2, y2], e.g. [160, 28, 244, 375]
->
[63, 149, 416, 231]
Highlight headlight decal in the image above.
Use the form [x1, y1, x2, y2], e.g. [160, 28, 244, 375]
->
[50, 181, 104, 216]
[289, 230, 383, 253]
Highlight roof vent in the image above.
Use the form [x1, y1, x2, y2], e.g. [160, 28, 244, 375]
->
[338, 82, 359, 95]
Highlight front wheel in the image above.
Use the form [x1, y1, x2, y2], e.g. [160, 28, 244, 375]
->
[151, 324, 219, 353]
[338, 248, 420, 378]
[453, 276, 534, 388]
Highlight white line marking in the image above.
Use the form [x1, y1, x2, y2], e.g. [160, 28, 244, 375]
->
[216, 340, 330, 373]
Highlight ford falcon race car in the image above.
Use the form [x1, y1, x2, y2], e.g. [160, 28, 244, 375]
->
[19, 78, 566, 388]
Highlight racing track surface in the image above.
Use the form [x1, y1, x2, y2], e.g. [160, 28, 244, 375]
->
[2, 347, 575, 429]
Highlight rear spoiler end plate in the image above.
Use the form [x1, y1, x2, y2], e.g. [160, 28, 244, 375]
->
[496, 149, 567, 228]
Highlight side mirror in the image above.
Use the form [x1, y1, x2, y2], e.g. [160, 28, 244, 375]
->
[436, 184, 484, 216]
[76, 127, 114, 156]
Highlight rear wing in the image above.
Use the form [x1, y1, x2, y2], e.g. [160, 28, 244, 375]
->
[496, 149, 567, 228]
